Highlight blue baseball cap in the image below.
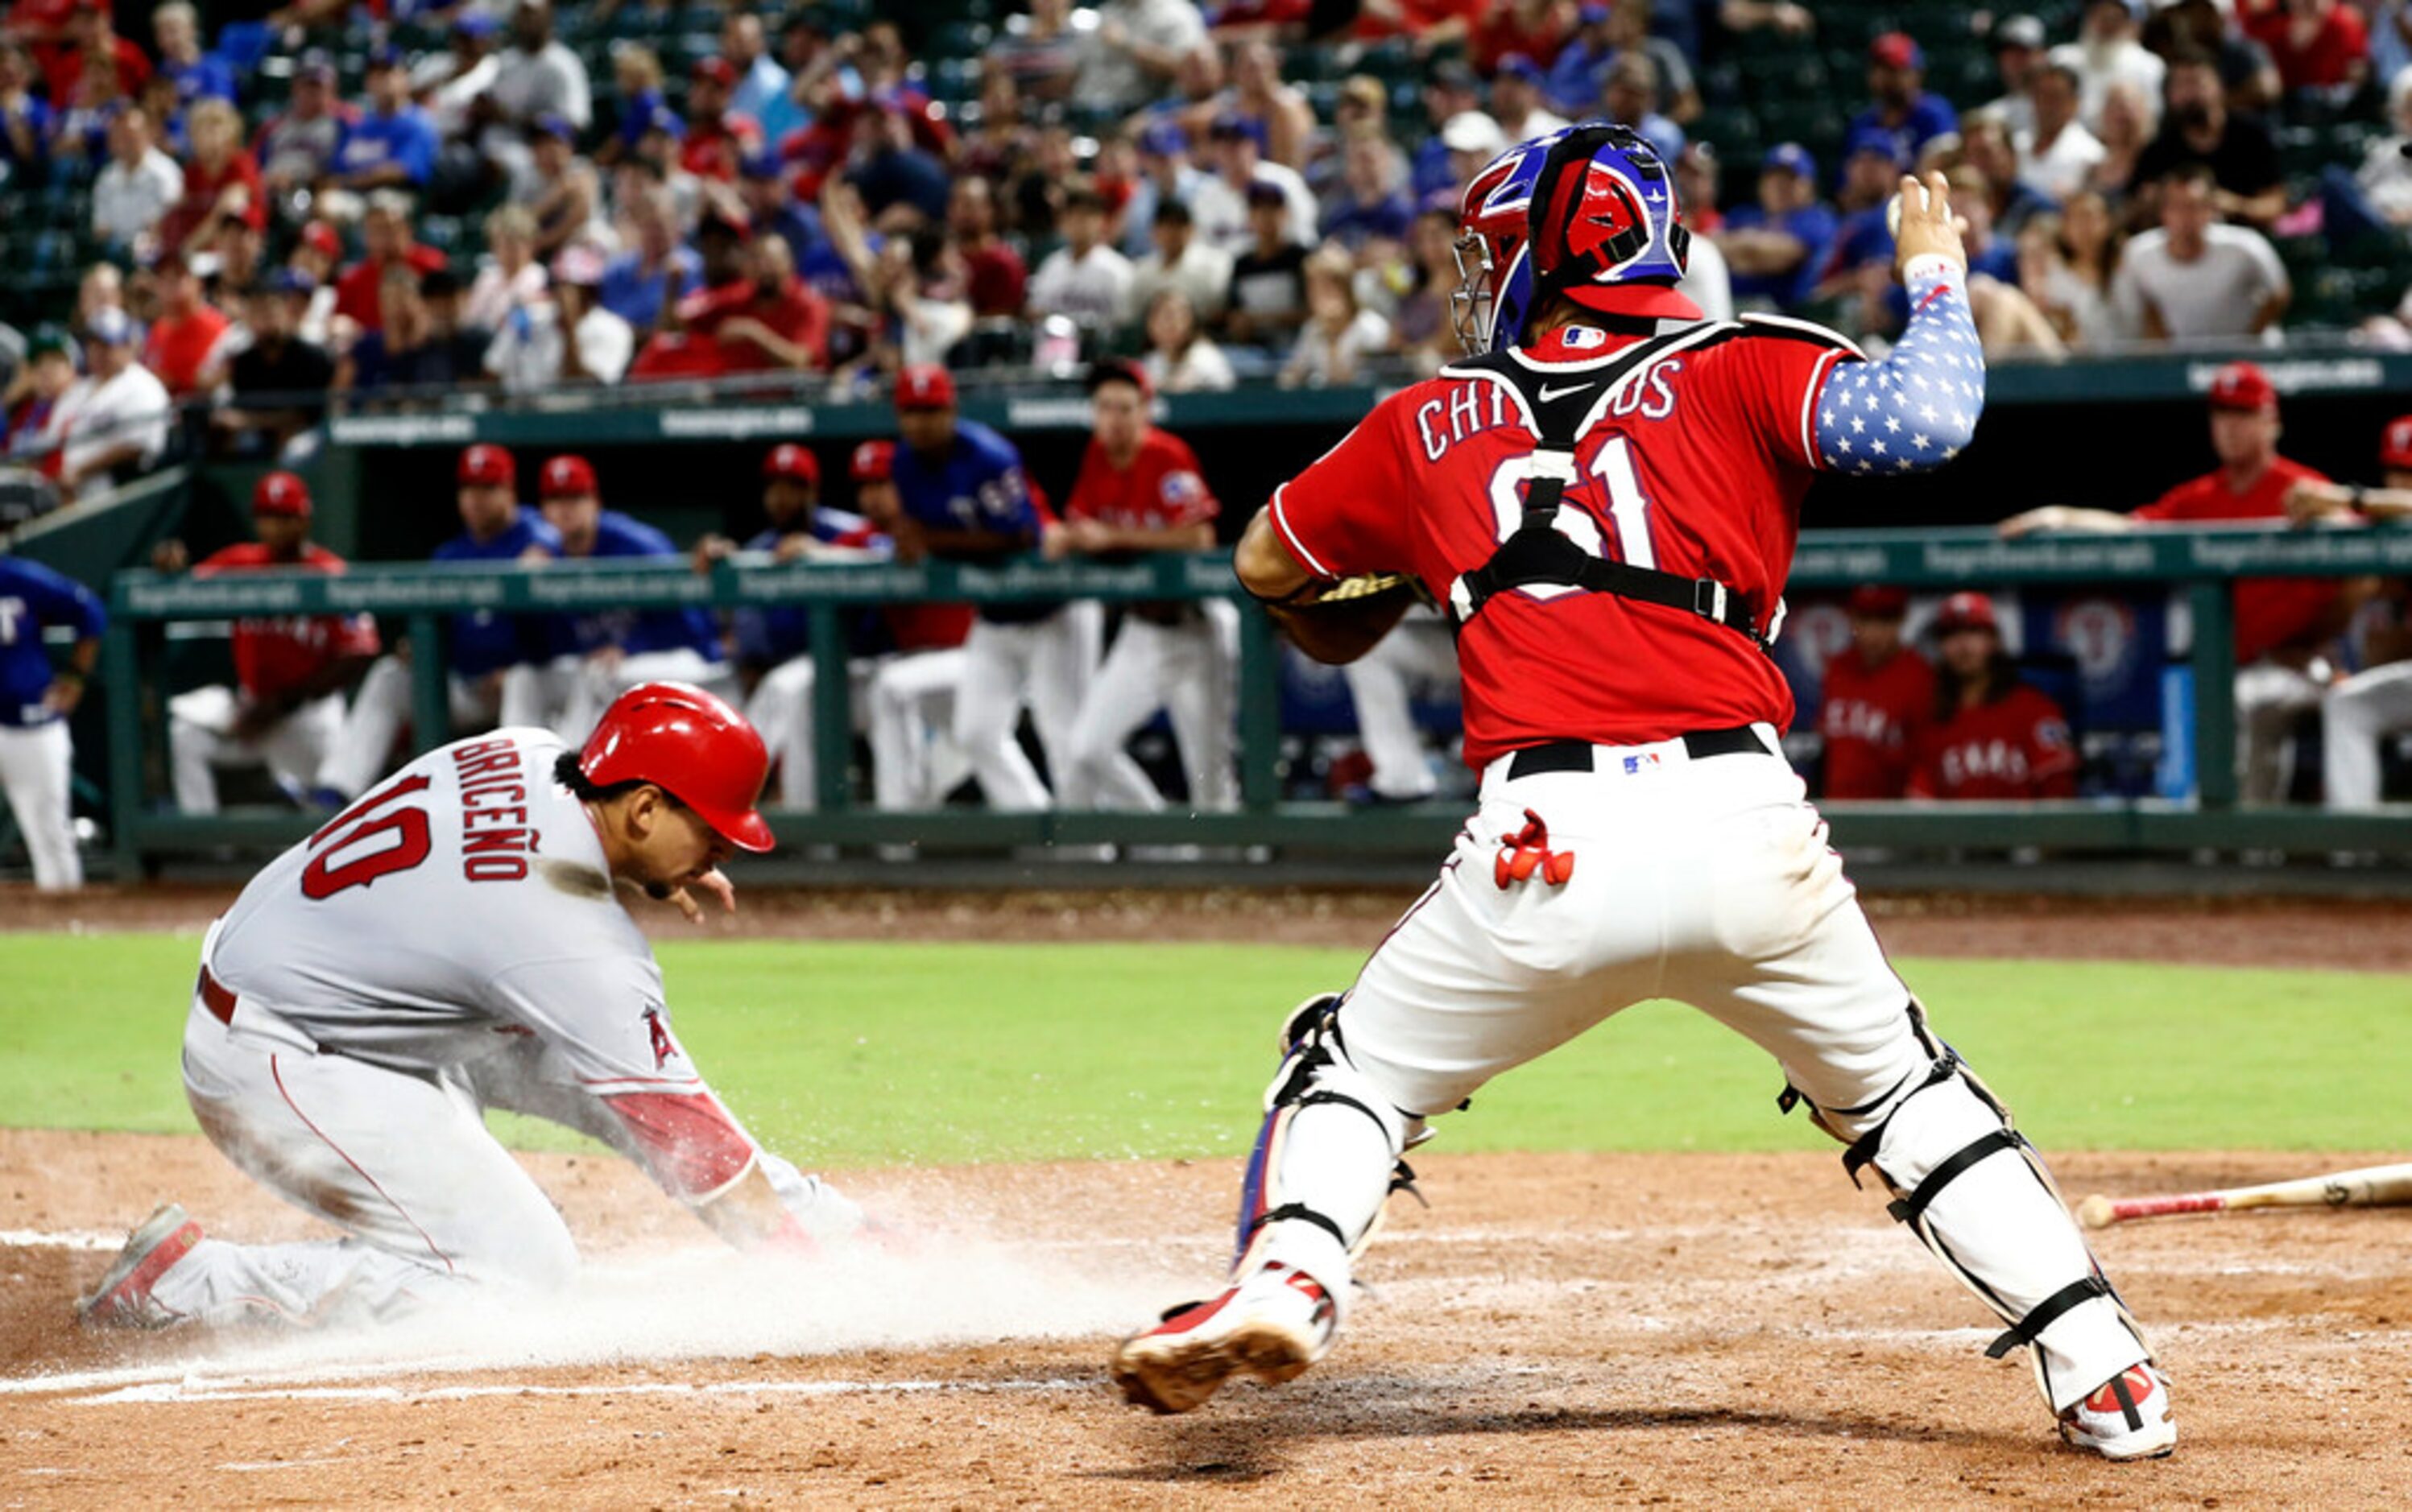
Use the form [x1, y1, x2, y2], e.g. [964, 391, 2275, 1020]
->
[1578, 2, 1611, 21]
[367, 43, 407, 71]
[1844, 126, 1909, 167]
[451, 11, 498, 36]
[1138, 119, 1189, 157]
[1761, 142, 1816, 179]
[1496, 53, 1545, 85]
[266, 266, 318, 296]
[531, 111, 574, 141]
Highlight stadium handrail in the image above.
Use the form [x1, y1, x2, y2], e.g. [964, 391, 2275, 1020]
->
[94, 522, 2412, 869]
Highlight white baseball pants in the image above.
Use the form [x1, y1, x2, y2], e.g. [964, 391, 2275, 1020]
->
[743, 654, 877, 809]
[168, 686, 343, 814]
[0, 717, 80, 890]
[316, 656, 502, 801]
[868, 648, 968, 811]
[502, 650, 730, 746]
[1341, 613, 1458, 801]
[2235, 659, 2324, 804]
[1062, 604, 1239, 812]
[2323, 660, 2412, 809]
[1250, 731, 2148, 1411]
[951, 603, 1103, 812]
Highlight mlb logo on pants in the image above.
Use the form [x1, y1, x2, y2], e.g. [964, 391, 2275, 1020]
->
[1623, 752, 1661, 775]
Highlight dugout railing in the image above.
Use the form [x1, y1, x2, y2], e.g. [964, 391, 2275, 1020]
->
[97, 521, 2412, 872]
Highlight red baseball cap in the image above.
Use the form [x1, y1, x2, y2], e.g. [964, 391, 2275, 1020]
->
[691, 56, 738, 87]
[1868, 31, 1924, 70]
[540, 453, 598, 498]
[458, 443, 515, 489]
[763, 443, 821, 486]
[1930, 590, 1999, 636]
[2207, 361, 2277, 414]
[1847, 585, 1909, 620]
[2381, 415, 2412, 473]
[895, 364, 957, 411]
[850, 440, 896, 483]
[299, 221, 341, 258]
[254, 470, 312, 518]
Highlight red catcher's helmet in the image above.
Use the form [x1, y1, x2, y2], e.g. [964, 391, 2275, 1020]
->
[577, 682, 776, 853]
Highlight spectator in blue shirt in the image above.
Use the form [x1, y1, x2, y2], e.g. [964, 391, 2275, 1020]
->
[0, 42, 52, 186]
[1545, 3, 1618, 118]
[1319, 136, 1414, 252]
[847, 96, 951, 224]
[336, 50, 437, 192]
[1715, 143, 1837, 310]
[1410, 61, 1486, 204]
[0, 547, 104, 890]
[1847, 33, 1962, 171]
[151, 3, 236, 113]
[599, 184, 701, 336]
[723, 13, 796, 142]
[1600, 53, 1684, 164]
[1813, 129, 1907, 299]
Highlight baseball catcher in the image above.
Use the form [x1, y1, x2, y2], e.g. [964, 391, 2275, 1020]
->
[1114, 126, 2174, 1461]
[78, 683, 865, 1330]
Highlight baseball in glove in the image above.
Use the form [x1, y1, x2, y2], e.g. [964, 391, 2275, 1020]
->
[1258, 572, 1425, 666]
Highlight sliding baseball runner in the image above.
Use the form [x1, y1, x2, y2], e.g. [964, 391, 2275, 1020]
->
[79, 684, 863, 1330]
[1113, 129, 2174, 1461]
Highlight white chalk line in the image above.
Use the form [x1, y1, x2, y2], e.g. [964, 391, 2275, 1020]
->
[0, 1229, 126, 1253]
[74, 1375, 1088, 1409]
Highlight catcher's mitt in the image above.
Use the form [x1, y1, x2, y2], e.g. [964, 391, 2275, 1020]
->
[1264, 572, 1426, 666]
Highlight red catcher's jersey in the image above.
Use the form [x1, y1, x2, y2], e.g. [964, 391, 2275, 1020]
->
[1065, 428, 1220, 531]
[1270, 323, 1853, 765]
[1819, 646, 1935, 799]
[1909, 684, 2077, 799]
[193, 543, 382, 704]
[2133, 457, 2337, 664]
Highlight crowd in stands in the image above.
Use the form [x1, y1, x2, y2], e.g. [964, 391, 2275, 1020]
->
[0, 0, 2404, 509]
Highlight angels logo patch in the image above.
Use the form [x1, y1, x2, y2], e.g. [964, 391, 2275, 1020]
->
[642, 1006, 677, 1070]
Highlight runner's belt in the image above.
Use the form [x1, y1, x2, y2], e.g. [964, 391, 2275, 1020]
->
[1505, 726, 1772, 780]
[197, 965, 237, 1026]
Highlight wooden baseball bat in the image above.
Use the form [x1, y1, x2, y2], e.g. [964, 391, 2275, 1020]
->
[2077, 1163, 2412, 1229]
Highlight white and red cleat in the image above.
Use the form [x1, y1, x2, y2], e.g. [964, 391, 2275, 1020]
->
[1112, 1263, 1337, 1415]
[76, 1204, 202, 1329]
[2058, 1362, 2176, 1461]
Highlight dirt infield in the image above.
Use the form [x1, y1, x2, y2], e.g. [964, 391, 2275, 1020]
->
[6, 1128, 2412, 1508]
[10, 880, 2412, 970]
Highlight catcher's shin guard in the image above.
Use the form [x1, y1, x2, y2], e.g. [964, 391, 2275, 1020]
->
[1231, 994, 1417, 1312]
[1785, 1004, 2152, 1412]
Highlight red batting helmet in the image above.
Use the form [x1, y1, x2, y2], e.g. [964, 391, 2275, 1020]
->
[577, 682, 775, 853]
[2381, 415, 2412, 473]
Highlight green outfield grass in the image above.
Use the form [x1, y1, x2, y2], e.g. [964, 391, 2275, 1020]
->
[2, 934, 2403, 1165]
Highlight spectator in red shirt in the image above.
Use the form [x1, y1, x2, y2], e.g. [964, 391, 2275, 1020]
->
[1818, 586, 1936, 799]
[158, 97, 265, 258]
[629, 209, 828, 378]
[1909, 593, 2079, 800]
[333, 196, 451, 334]
[42, 0, 148, 107]
[2000, 361, 2370, 801]
[154, 472, 380, 814]
[2240, 0, 2369, 95]
[948, 175, 1027, 319]
[1470, 0, 1574, 76]
[680, 56, 764, 183]
[1351, 0, 1484, 52]
[142, 251, 234, 398]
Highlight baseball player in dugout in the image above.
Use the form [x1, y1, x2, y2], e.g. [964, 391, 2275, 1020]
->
[1998, 361, 2373, 804]
[1818, 585, 1931, 799]
[693, 443, 889, 809]
[78, 684, 865, 1331]
[1114, 126, 2176, 1461]
[1049, 357, 1239, 813]
[156, 473, 381, 814]
[2286, 414, 2412, 811]
[312, 444, 561, 806]
[1908, 593, 2078, 801]
[0, 538, 105, 890]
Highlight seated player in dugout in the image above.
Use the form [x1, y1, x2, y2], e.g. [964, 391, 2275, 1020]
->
[1817, 584, 1933, 799]
[1998, 361, 2375, 803]
[78, 684, 867, 1331]
[2286, 414, 2412, 812]
[1908, 591, 2079, 800]
[1114, 128, 2175, 1462]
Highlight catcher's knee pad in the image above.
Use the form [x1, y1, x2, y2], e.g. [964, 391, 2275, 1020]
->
[1789, 1005, 2151, 1411]
[1233, 993, 1418, 1303]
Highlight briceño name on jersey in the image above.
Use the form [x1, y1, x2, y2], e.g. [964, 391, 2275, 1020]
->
[1413, 359, 1683, 464]
[452, 737, 538, 882]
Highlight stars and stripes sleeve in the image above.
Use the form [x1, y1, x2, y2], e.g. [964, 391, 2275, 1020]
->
[1812, 255, 1983, 477]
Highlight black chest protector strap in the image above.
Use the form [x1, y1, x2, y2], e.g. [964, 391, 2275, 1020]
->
[1442, 324, 1776, 652]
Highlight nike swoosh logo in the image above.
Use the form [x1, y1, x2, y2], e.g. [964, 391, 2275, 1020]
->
[1537, 382, 1595, 403]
